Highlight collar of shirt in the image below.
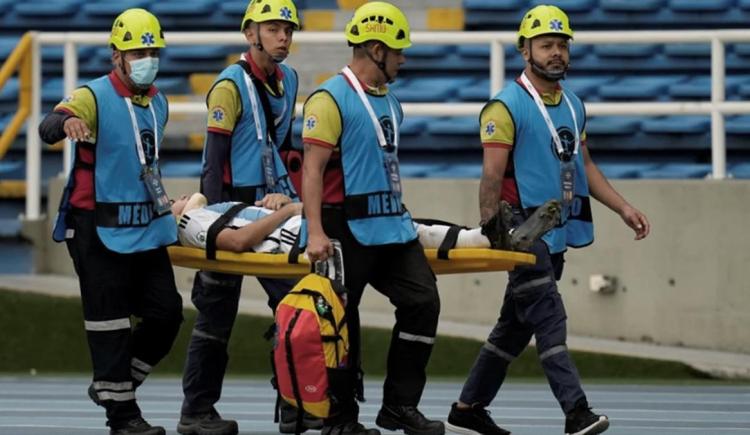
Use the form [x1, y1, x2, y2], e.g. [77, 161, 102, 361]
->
[515, 76, 562, 105]
[341, 67, 389, 96]
[245, 50, 285, 83]
[108, 71, 158, 105]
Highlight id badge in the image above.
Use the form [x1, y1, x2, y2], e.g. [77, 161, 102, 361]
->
[383, 154, 402, 196]
[262, 145, 277, 189]
[560, 160, 575, 207]
[142, 168, 171, 216]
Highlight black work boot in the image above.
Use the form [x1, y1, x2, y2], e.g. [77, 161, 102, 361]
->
[321, 421, 381, 435]
[177, 408, 238, 435]
[279, 400, 325, 433]
[564, 400, 609, 435]
[445, 402, 510, 435]
[481, 201, 514, 250]
[510, 199, 561, 251]
[376, 405, 445, 435]
[110, 417, 165, 435]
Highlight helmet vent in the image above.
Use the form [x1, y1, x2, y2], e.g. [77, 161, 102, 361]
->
[350, 25, 359, 36]
[123, 31, 132, 42]
[396, 29, 405, 40]
[261, 4, 271, 14]
[531, 19, 541, 29]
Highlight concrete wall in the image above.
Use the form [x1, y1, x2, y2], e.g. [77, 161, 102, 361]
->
[40, 177, 750, 353]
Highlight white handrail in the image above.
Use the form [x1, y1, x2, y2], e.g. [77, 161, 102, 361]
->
[27, 29, 750, 219]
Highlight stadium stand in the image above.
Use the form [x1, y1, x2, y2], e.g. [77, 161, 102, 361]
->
[1, 0, 749, 233]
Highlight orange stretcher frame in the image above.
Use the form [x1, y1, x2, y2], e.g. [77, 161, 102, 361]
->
[168, 246, 536, 278]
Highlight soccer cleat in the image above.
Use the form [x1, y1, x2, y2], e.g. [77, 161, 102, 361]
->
[110, 417, 165, 435]
[564, 400, 609, 435]
[279, 400, 325, 433]
[176, 409, 238, 435]
[321, 421, 382, 435]
[376, 405, 445, 435]
[481, 201, 514, 250]
[510, 199, 561, 251]
[445, 402, 510, 435]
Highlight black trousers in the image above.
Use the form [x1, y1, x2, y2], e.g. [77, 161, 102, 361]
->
[458, 211, 586, 414]
[321, 207, 441, 425]
[65, 210, 183, 428]
[180, 270, 295, 415]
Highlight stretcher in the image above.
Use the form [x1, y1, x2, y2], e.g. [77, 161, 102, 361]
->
[168, 246, 536, 278]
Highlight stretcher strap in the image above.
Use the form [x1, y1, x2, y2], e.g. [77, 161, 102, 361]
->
[206, 202, 250, 260]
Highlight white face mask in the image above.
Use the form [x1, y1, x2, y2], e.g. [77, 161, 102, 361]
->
[128, 57, 159, 87]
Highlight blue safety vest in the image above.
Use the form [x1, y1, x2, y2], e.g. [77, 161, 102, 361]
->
[493, 81, 594, 253]
[316, 74, 417, 246]
[207, 63, 298, 202]
[52, 75, 177, 253]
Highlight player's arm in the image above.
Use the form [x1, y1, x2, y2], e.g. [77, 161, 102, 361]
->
[201, 80, 240, 204]
[583, 145, 650, 240]
[478, 101, 513, 224]
[301, 91, 341, 262]
[216, 202, 302, 252]
[38, 88, 96, 144]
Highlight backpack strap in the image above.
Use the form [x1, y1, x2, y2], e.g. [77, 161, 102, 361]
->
[206, 203, 249, 260]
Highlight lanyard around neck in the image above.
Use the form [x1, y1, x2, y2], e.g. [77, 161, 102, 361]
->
[519, 72, 579, 158]
[124, 97, 158, 167]
[241, 53, 286, 145]
[341, 66, 399, 150]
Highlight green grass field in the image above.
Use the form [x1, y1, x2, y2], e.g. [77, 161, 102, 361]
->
[0, 288, 715, 381]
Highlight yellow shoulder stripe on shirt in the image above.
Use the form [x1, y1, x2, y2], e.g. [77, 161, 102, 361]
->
[168, 246, 535, 278]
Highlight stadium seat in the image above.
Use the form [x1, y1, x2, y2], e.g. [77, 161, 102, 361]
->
[726, 115, 750, 135]
[82, 0, 149, 17]
[154, 77, 191, 95]
[400, 162, 446, 179]
[663, 43, 710, 58]
[597, 76, 686, 100]
[393, 77, 471, 103]
[729, 163, 750, 178]
[668, 76, 747, 100]
[151, 0, 217, 17]
[400, 117, 430, 137]
[668, 0, 734, 12]
[427, 117, 477, 136]
[637, 163, 712, 179]
[599, 0, 666, 12]
[0, 37, 19, 62]
[462, 0, 525, 11]
[14, 1, 82, 17]
[596, 163, 656, 179]
[160, 161, 203, 178]
[406, 45, 455, 59]
[429, 163, 482, 179]
[0, 79, 20, 103]
[457, 79, 492, 102]
[739, 0, 750, 10]
[593, 44, 660, 59]
[562, 75, 616, 99]
[585, 116, 642, 136]
[641, 116, 710, 135]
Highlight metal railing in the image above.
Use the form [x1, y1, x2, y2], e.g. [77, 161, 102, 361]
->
[21, 29, 750, 220]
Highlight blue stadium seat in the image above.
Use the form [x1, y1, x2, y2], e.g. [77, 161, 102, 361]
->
[429, 163, 482, 179]
[165, 46, 228, 61]
[0, 37, 19, 61]
[82, 0, 149, 16]
[730, 163, 750, 178]
[463, 0, 525, 11]
[457, 79, 492, 102]
[668, 0, 734, 12]
[664, 43, 710, 58]
[596, 163, 656, 179]
[14, 0, 82, 17]
[394, 77, 471, 103]
[739, 0, 750, 10]
[151, 0, 217, 17]
[593, 44, 660, 59]
[0, 161, 24, 180]
[400, 117, 430, 137]
[529, 0, 597, 12]
[726, 115, 750, 135]
[219, 1, 246, 16]
[562, 75, 615, 99]
[399, 162, 446, 179]
[0, 0, 12, 15]
[599, 0, 666, 12]
[669, 76, 747, 100]
[154, 77, 191, 94]
[406, 45, 454, 58]
[641, 116, 710, 134]
[598, 76, 686, 100]
[585, 116, 642, 136]
[637, 163, 712, 179]
[160, 161, 202, 178]
[304, 0, 337, 8]
[427, 117, 477, 136]
[0, 79, 19, 103]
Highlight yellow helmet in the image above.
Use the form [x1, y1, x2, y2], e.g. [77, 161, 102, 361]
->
[109, 8, 166, 51]
[517, 5, 573, 48]
[241, 0, 300, 31]
[344, 1, 411, 50]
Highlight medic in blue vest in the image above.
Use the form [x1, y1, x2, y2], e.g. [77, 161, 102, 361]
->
[38, 8, 181, 435]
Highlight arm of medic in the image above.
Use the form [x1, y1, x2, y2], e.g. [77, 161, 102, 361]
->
[39, 88, 95, 144]
[302, 142, 334, 262]
[582, 147, 650, 240]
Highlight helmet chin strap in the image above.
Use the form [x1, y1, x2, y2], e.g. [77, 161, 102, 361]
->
[364, 45, 393, 85]
[528, 44, 568, 82]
